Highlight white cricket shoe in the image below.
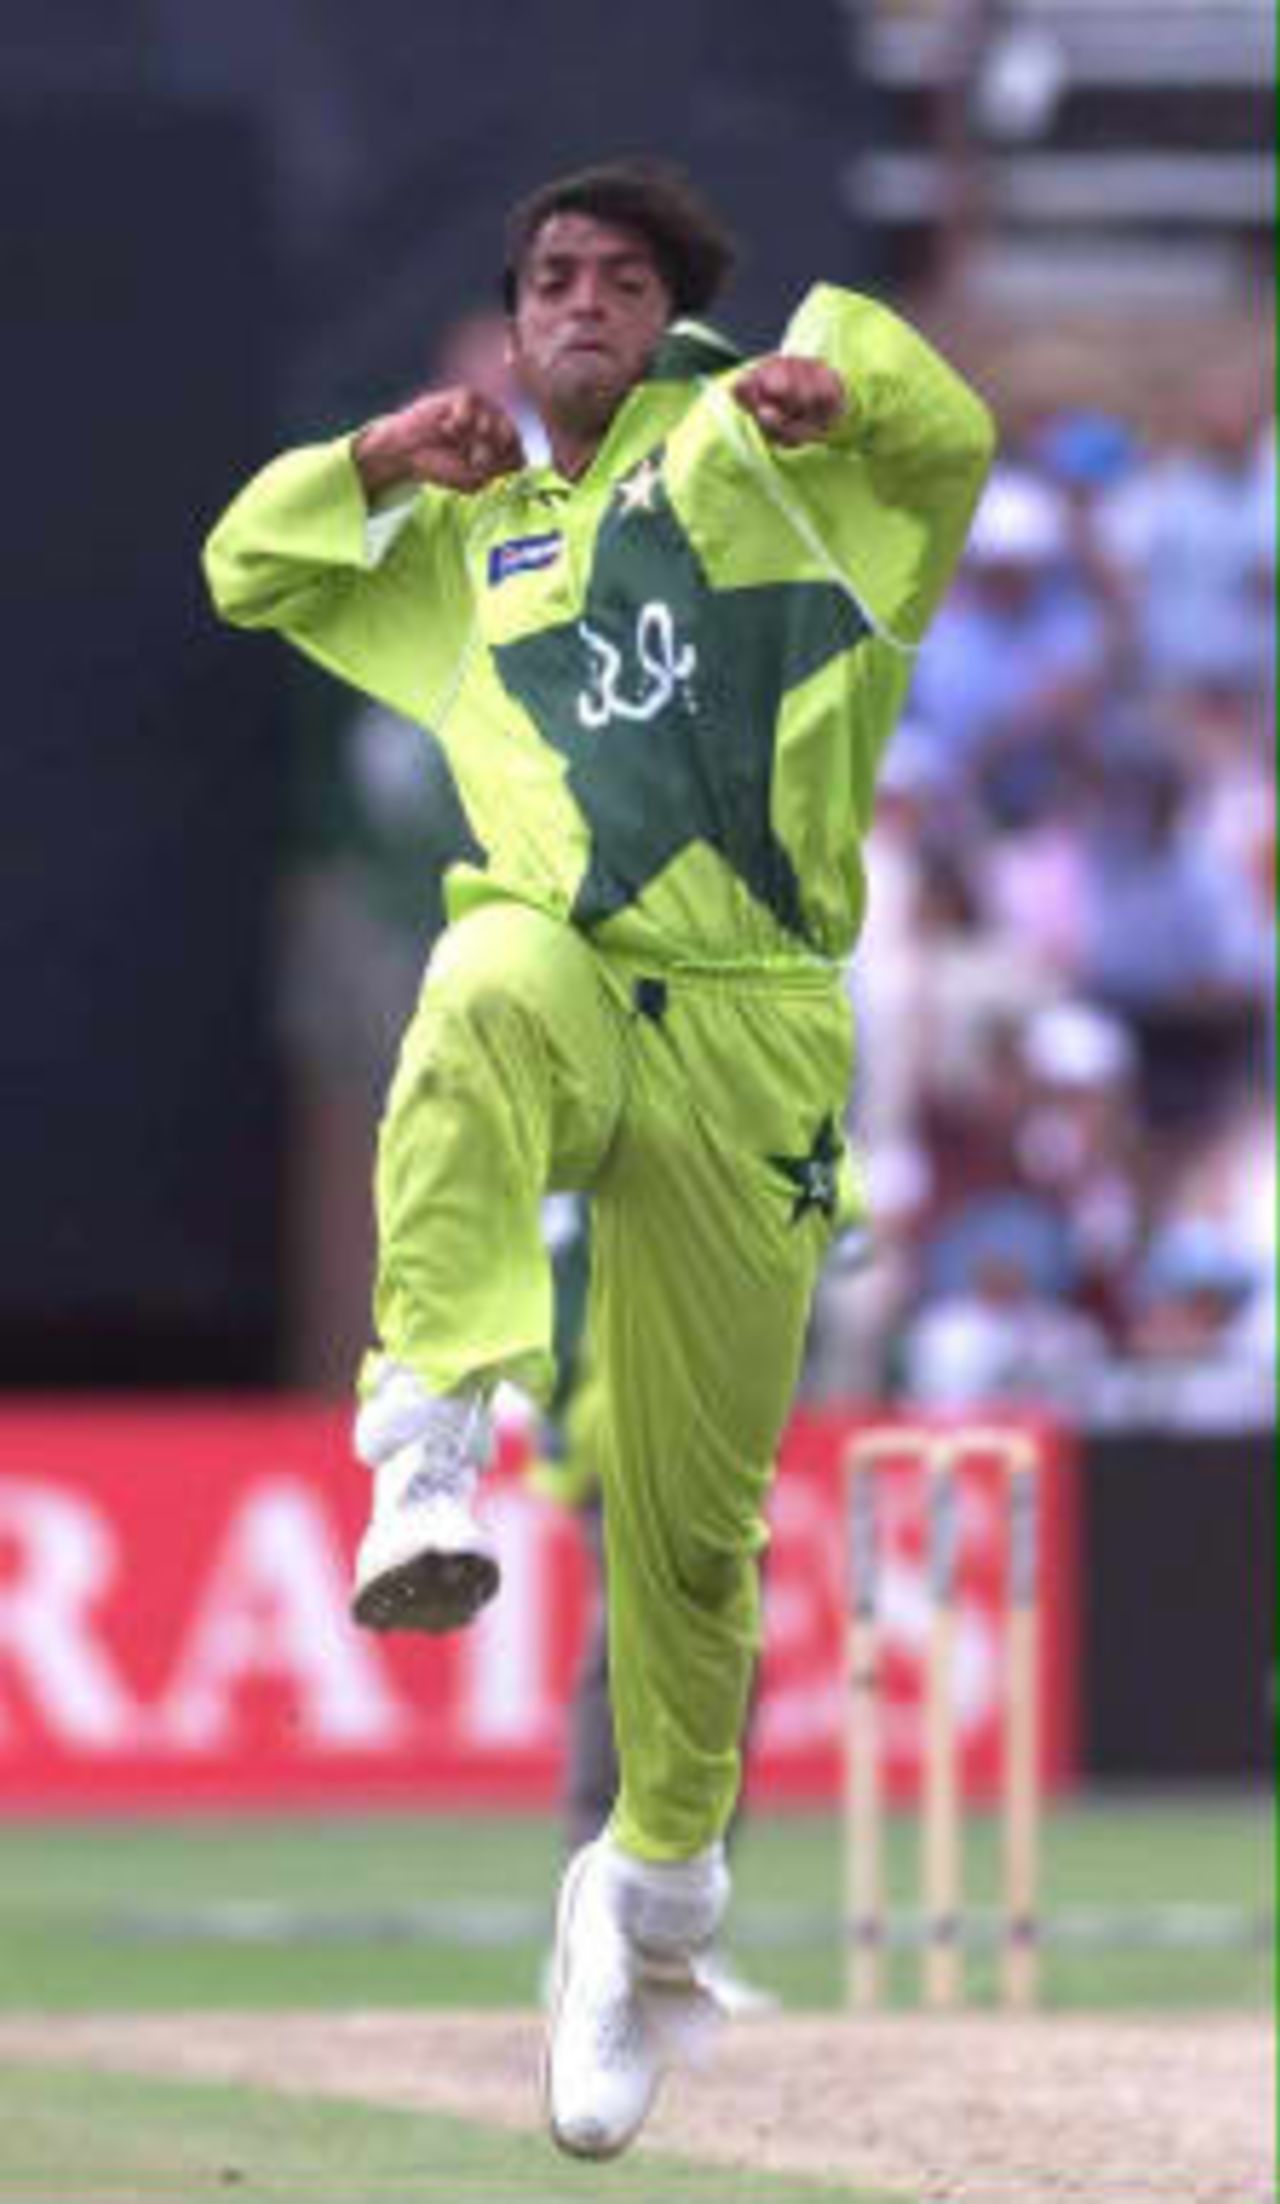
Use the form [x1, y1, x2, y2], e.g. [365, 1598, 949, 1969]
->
[545, 1837, 728, 2161]
[352, 1375, 496, 1634]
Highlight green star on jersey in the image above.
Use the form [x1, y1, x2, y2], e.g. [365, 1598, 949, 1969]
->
[768, 1113, 843, 1223]
[494, 462, 869, 943]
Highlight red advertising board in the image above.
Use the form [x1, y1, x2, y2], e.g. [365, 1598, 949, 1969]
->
[0, 1402, 1077, 1814]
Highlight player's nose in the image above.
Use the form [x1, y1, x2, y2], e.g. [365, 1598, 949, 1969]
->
[564, 266, 608, 315]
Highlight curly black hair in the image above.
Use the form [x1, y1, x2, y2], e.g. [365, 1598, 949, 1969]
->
[502, 159, 737, 318]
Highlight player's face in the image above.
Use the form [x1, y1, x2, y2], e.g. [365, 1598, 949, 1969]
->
[509, 213, 672, 443]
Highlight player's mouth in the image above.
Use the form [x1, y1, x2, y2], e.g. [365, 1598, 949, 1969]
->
[559, 334, 613, 359]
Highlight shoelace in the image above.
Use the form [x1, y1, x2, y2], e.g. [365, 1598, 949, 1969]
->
[402, 1459, 476, 1506]
[400, 1396, 489, 1506]
[589, 1985, 646, 2065]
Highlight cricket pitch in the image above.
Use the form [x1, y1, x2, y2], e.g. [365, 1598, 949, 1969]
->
[0, 2009, 1271, 2201]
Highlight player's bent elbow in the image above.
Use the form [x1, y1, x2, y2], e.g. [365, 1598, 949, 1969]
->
[201, 536, 289, 631]
[954, 391, 999, 487]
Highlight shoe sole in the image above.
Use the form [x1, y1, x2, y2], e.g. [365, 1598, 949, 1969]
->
[351, 1547, 499, 1635]
[543, 1846, 634, 2162]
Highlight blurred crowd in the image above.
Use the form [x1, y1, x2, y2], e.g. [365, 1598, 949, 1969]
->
[281, 306, 1276, 1432]
[818, 332, 1275, 1426]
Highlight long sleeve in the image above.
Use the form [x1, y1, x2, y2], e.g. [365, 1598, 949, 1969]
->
[711, 287, 996, 650]
[203, 438, 475, 726]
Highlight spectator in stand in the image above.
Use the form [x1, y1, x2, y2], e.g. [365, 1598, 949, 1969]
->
[1076, 730, 1272, 1147]
[1099, 358, 1275, 697]
[847, 722, 974, 1160]
[1009, 1000, 1146, 1345]
[979, 769, 1094, 983]
[896, 841, 1057, 1224]
[898, 1190, 1108, 1411]
[1033, 405, 1143, 682]
[1125, 1217, 1274, 1432]
[908, 465, 1111, 826]
[1168, 675, 1276, 943]
[1130, 1215, 1269, 1357]
[1152, 1063, 1277, 1362]
[1034, 408, 1138, 511]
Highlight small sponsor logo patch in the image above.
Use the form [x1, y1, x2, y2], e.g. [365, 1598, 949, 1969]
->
[487, 532, 563, 586]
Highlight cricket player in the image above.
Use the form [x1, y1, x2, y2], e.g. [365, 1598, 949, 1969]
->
[204, 159, 994, 2158]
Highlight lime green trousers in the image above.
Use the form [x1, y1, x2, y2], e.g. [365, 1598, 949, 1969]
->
[370, 901, 854, 1859]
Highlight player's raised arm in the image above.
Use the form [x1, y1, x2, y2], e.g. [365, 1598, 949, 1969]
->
[353, 387, 525, 497]
[725, 289, 996, 646]
[205, 383, 519, 630]
[203, 437, 382, 634]
[730, 354, 849, 447]
[201, 389, 515, 722]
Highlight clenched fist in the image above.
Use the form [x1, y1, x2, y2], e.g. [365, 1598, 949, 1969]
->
[354, 388, 526, 497]
[732, 355, 849, 447]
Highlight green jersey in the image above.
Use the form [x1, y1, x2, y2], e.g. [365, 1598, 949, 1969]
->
[205, 286, 993, 973]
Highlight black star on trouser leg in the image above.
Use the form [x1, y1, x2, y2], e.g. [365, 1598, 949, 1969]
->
[767, 1113, 843, 1224]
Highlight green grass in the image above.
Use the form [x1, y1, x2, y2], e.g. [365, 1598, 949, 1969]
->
[0, 2065, 902, 2204]
[0, 1799, 1269, 2204]
[0, 1795, 1271, 2014]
